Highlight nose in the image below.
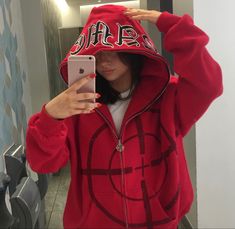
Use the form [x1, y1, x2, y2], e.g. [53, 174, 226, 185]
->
[97, 52, 110, 61]
[96, 52, 111, 66]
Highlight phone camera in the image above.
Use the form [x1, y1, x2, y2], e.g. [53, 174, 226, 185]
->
[89, 57, 92, 60]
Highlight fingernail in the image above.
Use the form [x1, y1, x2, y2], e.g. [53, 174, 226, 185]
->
[89, 110, 95, 113]
[96, 93, 101, 98]
[89, 73, 96, 78]
[96, 103, 102, 108]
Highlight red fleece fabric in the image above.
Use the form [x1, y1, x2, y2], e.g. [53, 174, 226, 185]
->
[26, 5, 223, 229]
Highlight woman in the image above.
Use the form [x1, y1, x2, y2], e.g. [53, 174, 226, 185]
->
[26, 5, 223, 229]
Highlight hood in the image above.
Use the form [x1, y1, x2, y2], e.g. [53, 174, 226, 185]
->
[59, 4, 170, 100]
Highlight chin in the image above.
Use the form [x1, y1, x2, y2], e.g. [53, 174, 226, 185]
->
[103, 74, 119, 82]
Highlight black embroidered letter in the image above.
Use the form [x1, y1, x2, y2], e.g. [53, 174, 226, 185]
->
[70, 34, 86, 55]
[86, 21, 113, 48]
[116, 23, 140, 47]
[142, 35, 157, 53]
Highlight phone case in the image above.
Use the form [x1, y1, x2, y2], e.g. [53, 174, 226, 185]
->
[68, 55, 96, 95]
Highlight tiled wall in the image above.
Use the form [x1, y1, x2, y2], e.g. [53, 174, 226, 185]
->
[0, 0, 65, 171]
[0, 0, 31, 171]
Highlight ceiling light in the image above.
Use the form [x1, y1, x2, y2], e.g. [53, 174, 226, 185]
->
[54, 0, 69, 13]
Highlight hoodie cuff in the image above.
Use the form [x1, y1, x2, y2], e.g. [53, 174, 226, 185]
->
[37, 105, 66, 135]
[156, 11, 181, 34]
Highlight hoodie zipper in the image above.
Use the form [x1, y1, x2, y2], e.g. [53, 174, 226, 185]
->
[96, 50, 170, 228]
[117, 138, 129, 229]
[95, 78, 169, 228]
[96, 110, 129, 228]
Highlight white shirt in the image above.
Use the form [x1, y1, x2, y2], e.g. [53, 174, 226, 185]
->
[108, 89, 131, 135]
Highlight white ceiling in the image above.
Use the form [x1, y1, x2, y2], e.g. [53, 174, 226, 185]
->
[66, 0, 135, 6]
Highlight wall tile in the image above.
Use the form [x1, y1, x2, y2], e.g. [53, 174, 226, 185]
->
[0, 0, 30, 170]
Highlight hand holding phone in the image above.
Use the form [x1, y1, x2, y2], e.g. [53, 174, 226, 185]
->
[45, 75, 101, 119]
[45, 55, 100, 119]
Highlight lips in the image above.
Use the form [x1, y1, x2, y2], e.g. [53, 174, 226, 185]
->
[102, 69, 114, 74]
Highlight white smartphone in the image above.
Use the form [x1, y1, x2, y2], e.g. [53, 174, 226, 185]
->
[68, 55, 96, 95]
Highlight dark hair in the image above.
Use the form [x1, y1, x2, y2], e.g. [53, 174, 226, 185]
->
[96, 52, 144, 104]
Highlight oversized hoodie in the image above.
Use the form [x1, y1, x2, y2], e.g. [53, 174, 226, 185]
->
[26, 5, 223, 229]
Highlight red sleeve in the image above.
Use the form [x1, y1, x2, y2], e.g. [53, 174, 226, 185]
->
[156, 12, 223, 136]
[26, 105, 70, 173]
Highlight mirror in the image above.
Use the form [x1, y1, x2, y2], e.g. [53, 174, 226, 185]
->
[1, 0, 233, 229]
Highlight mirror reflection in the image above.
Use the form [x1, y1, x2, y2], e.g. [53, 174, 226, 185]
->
[0, 0, 234, 229]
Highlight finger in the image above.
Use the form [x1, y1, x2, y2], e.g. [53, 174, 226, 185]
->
[76, 92, 101, 101]
[73, 102, 102, 110]
[124, 8, 147, 16]
[67, 73, 96, 92]
[80, 109, 96, 114]
[73, 109, 96, 115]
[129, 15, 150, 21]
[70, 108, 95, 116]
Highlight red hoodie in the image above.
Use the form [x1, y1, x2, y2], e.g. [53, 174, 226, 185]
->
[26, 5, 223, 229]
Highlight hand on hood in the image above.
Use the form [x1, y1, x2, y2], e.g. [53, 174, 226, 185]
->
[124, 8, 162, 24]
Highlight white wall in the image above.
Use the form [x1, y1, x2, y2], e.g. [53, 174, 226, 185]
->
[61, 2, 81, 28]
[172, 2, 197, 227]
[194, 0, 235, 228]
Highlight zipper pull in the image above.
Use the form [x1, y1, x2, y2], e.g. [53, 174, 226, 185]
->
[116, 139, 124, 152]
